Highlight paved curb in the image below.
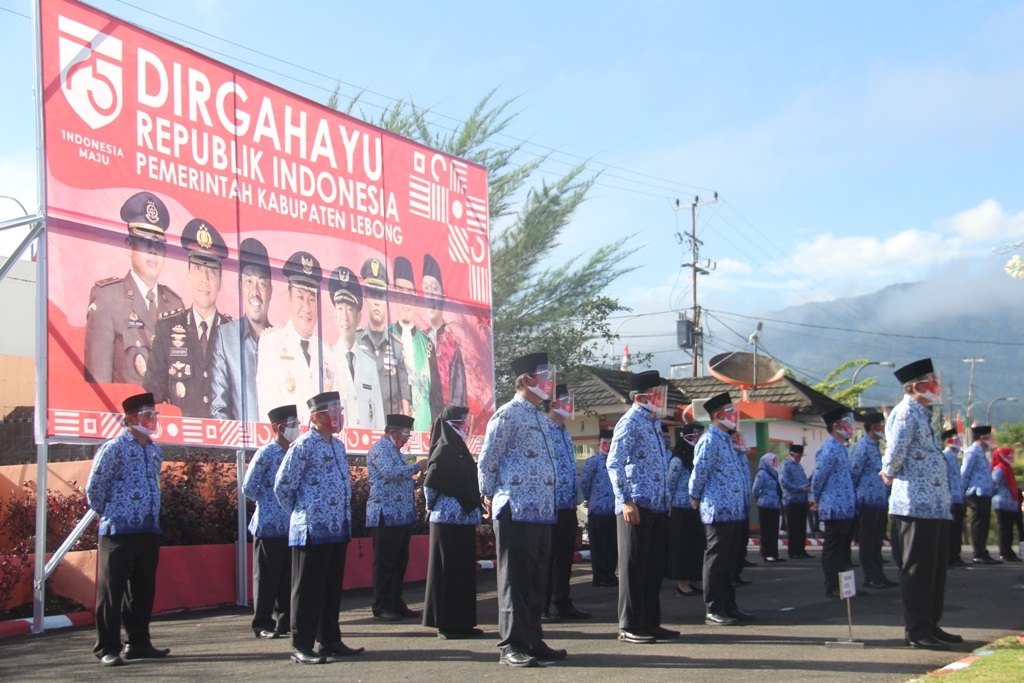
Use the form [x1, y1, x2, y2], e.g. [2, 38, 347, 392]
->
[929, 634, 1024, 676]
[0, 611, 93, 638]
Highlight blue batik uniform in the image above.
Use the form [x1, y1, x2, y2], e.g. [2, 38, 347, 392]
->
[779, 458, 810, 505]
[549, 421, 578, 511]
[425, 486, 483, 525]
[961, 443, 994, 497]
[86, 429, 162, 536]
[751, 464, 782, 509]
[849, 436, 887, 510]
[992, 469, 1019, 512]
[943, 447, 965, 506]
[689, 424, 748, 523]
[882, 397, 951, 520]
[607, 405, 670, 515]
[811, 436, 856, 520]
[366, 435, 419, 528]
[580, 454, 616, 515]
[667, 457, 693, 509]
[478, 394, 557, 524]
[274, 430, 353, 545]
[243, 441, 289, 538]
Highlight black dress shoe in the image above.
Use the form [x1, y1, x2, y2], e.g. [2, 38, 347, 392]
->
[727, 609, 755, 622]
[618, 629, 655, 644]
[374, 611, 402, 622]
[318, 641, 365, 659]
[764, 557, 786, 563]
[555, 606, 592, 620]
[292, 649, 326, 664]
[948, 556, 966, 568]
[704, 612, 738, 626]
[972, 556, 1001, 565]
[123, 645, 171, 660]
[863, 580, 891, 590]
[438, 627, 484, 640]
[906, 635, 951, 651]
[256, 629, 279, 639]
[676, 585, 700, 596]
[529, 642, 568, 661]
[100, 653, 125, 667]
[540, 610, 562, 623]
[397, 605, 421, 618]
[999, 555, 1023, 563]
[932, 628, 964, 643]
[650, 626, 680, 639]
[499, 650, 538, 667]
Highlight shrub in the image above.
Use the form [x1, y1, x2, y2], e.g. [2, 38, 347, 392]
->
[159, 450, 240, 546]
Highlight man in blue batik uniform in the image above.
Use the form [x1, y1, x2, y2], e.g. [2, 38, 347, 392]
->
[274, 391, 364, 665]
[478, 352, 564, 668]
[850, 411, 896, 590]
[543, 384, 591, 622]
[367, 413, 427, 620]
[780, 445, 812, 559]
[689, 391, 753, 627]
[242, 404, 299, 639]
[86, 392, 170, 667]
[961, 425, 999, 564]
[941, 428, 967, 567]
[608, 370, 677, 644]
[581, 429, 618, 587]
[811, 407, 858, 598]
[881, 358, 958, 651]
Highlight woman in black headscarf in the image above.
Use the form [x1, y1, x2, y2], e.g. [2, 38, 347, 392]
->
[665, 422, 707, 595]
[421, 405, 483, 639]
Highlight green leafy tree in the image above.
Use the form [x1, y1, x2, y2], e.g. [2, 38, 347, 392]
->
[810, 358, 881, 408]
[332, 89, 641, 404]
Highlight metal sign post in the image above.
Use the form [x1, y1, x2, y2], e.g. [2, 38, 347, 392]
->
[825, 570, 864, 648]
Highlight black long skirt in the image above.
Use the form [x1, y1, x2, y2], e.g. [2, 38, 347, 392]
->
[665, 506, 706, 581]
[422, 522, 478, 631]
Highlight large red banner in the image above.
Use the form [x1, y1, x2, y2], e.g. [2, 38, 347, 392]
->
[39, 0, 494, 452]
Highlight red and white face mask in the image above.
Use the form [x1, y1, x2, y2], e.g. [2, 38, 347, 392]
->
[682, 430, 704, 447]
[715, 405, 738, 430]
[947, 435, 961, 449]
[599, 439, 611, 455]
[526, 364, 555, 401]
[914, 377, 941, 402]
[832, 414, 854, 440]
[320, 402, 345, 433]
[133, 408, 159, 437]
[637, 385, 668, 417]
[551, 391, 575, 419]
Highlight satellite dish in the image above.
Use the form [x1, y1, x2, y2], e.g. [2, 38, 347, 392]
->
[707, 351, 785, 400]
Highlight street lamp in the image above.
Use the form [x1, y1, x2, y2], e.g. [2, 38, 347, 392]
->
[986, 396, 1019, 425]
[851, 360, 896, 407]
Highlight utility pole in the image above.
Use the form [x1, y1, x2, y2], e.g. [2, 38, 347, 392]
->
[676, 193, 717, 377]
[962, 357, 985, 427]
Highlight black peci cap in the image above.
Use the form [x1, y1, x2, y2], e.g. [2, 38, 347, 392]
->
[122, 392, 155, 414]
[703, 392, 733, 415]
[267, 404, 298, 425]
[630, 370, 663, 392]
[893, 358, 934, 384]
[386, 414, 416, 430]
[307, 391, 341, 412]
[510, 352, 549, 377]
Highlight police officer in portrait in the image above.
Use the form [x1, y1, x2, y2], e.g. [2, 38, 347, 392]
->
[144, 218, 230, 418]
[358, 256, 411, 416]
[84, 191, 184, 385]
[257, 251, 325, 426]
[211, 237, 274, 422]
[326, 266, 384, 430]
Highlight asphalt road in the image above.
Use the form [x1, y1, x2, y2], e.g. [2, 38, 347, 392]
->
[2, 545, 1022, 682]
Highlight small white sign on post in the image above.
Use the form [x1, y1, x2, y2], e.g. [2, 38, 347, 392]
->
[839, 570, 857, 599]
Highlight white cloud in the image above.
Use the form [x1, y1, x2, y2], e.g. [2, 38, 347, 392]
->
[938, 199, 1024, 242]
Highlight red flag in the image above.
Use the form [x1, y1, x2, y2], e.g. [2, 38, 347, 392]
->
[620, 344, 630, 372]
[956, 412, 964, 434]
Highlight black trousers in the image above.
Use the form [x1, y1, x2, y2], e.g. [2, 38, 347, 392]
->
[784, 503, 808, 556]
[588, 512, 618, 585]
[422, 522, 477, 631]
[893, 516, 949, 641]
[996, 509, 1021, 558]
[858, 508, 887, 583]
[703, 521, 741, 615]
[758, 507, 781, 559]
[733, 518, 750, 579]
[665, 506, 705, 582]
[371, 524, 412, 615]
[546, 508, 579, 611]
[966, 495, 993, 559]
[251, 536, 291, 633]
[93, 533, 161, 658]
[822, 518, 855, 592]
[291, 541, 347, 652]
[493, 507, 550, 654]
[617, 508, 668, 634]
[949, 503, 965, 562]
[890, 514, 903, 570]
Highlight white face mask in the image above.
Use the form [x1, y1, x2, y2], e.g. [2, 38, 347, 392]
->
[133, 424, 155, 437]
[639, 398, 658, 414]
[918, 390, 940, 403]
[719, 417, 737, 430]
[527, 383, 550, 401]
[283, 426, 301, 443]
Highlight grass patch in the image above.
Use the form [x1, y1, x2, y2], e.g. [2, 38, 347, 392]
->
[907, 635, 1024, 682]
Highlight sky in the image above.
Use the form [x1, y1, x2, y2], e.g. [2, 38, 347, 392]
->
[2, 0, 1024, 380]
